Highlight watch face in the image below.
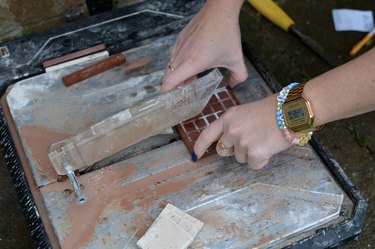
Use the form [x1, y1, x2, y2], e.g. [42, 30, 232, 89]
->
[287, 107, 305, 121]
[283, 99, 314, 132]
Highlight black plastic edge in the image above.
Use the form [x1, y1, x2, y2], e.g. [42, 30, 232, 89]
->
[0, 107, 52, 249]
[241, 40, 367, 249]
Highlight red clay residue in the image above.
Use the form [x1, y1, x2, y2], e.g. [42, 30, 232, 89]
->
[39, 153, 219, 248]
[18, 125, 69, 181]
[124, 57, 150, 74]
[110, 163, 137, 184]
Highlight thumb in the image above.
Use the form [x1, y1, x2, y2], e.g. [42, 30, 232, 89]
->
[228, 61, 248, 88]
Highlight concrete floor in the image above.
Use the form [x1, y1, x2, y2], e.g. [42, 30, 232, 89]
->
[0, 0, 374, 248]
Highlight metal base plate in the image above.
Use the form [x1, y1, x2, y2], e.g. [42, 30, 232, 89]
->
[2, 33, 346, 249]
[0, 1, 366, 248]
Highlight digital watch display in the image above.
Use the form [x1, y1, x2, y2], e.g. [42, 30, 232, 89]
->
[282, 84, 315, 133]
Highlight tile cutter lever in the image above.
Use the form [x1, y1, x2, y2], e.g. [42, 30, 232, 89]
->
[47, 69, 223, 204]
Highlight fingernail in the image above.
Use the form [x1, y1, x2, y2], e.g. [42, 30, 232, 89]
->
[191, 152, 198, 162]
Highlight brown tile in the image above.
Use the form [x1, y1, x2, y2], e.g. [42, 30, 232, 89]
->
[202, 105, 212, 115]
[211, 103, 223, 112]
[223, 99, 236, 107]
[194, 118, 207, 128]
[182, 121, 195, 132]
[217, 91, 229, 100]
[62, 53, 126, 86]
[176, 87, 240, 157]
[206, 115, 216, 123]
[43, 44, 106, 68]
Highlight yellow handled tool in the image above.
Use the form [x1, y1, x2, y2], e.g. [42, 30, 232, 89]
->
[248, 0, 294, 31]
[349, 28, 375, 56]
[247, 0, 338, 68]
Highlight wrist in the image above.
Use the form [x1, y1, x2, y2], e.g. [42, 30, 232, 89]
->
[303, 80, 327, 127]
[276, 82, 319, 146]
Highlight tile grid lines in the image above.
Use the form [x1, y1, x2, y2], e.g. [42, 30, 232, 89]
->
[176, 87, 240, 157]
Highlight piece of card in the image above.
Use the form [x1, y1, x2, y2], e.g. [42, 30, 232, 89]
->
[137, 204, 204, 249]
[332, 9, 374, 32]
[137, 215, 193, 249]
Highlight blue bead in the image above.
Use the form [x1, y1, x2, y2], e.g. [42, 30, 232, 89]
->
[287, 82, 299, 89]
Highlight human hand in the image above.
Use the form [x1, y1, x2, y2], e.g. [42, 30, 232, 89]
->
[161, 0, 247, 92]
[194, 94, 292, 170]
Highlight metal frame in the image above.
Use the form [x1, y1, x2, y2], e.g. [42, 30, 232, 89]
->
[0, 1, 367, 248]
[0, 108, 52, 249]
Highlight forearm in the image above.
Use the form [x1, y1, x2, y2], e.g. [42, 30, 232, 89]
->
[305, 47, 375, 126]
[203, 0, 244, 21]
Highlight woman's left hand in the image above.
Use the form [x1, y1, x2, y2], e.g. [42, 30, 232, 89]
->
[194, 94, 292, 169]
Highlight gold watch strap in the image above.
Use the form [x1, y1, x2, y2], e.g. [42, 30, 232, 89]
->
[285, 83, 305, 102]
[286, 83, 323, 131]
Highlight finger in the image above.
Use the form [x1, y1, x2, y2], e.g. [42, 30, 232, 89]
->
[169, 37, 183, 64]
[161, 60, 204, 93]
[163, 39, 184, 82]
[169, 45, 178, 64]
[247, 157, 269, 170]
[233, 143, 247, 163]
[194, 119, 224, 158]
[216, 136, 234, 157]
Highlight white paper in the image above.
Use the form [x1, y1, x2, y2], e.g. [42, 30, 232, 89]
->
[332, 9, 374, 32]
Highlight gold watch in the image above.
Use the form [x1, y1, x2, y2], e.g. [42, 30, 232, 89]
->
[282, 83, 315, 133]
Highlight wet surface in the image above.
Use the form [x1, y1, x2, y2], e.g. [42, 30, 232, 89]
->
[0, 0, 374, 248]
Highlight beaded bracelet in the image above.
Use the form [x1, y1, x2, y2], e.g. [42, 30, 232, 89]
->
[276, 82, 298, 131]
[283, 128, 313, 146]
[276, 82, 312, 146]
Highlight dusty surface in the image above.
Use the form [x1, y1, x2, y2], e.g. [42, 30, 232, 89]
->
[0, 0, 374, 248]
